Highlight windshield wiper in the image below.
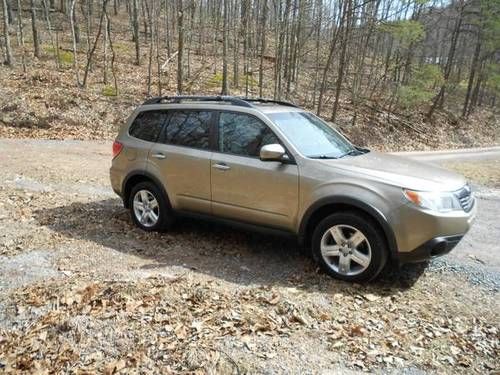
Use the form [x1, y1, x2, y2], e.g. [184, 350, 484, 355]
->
[337, 149, 362, 158]
[308, 154, 339, 159]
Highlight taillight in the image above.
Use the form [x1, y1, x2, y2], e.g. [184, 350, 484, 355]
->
[112, 140, 123, 159]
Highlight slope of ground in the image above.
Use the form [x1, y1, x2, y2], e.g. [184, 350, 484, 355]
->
[0, 33, 499, 151]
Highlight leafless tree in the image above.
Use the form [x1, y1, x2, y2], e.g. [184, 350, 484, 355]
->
[1, 0, 14, 65]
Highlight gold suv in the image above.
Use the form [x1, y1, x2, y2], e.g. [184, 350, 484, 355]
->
[110, 96, 476, 282]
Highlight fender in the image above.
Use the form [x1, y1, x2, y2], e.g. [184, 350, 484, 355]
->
[298, 196, 398, 258]
[122, 170, 171, 209]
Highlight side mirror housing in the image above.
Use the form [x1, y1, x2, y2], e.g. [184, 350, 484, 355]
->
[260, 144, 287, 162]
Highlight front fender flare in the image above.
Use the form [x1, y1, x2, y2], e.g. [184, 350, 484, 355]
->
[298, 196, 398, 258]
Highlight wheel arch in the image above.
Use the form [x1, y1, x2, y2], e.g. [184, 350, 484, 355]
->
[298, 196, 398, 259]
[122, 171, 170, 209]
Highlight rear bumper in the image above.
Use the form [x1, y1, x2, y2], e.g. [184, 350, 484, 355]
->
[110, 167, 123, 197]
[397, 234, 464, 264]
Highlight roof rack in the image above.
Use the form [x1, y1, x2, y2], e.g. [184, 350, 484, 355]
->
[142, 95, 298, 108]
[143, 95, 253, 107]
[243, 98, 298, 108]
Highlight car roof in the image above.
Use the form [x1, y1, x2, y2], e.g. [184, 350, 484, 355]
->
[139, 96, 303, 114]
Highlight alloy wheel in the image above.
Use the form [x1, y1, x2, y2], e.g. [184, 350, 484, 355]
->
[133, 189, 160, 227]
[320, 224, 372, 276]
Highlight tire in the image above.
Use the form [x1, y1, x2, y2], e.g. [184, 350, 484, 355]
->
[311, 211, 388, 282]
[129, 181, 174, 232]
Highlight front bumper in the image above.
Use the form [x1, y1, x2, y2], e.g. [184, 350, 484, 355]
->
[398, 235, 463, 263]
[389, 197, 476, 263]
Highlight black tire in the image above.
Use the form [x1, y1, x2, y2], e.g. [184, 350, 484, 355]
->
[129, 181, 174, 232]
[311, 211, 388, 282]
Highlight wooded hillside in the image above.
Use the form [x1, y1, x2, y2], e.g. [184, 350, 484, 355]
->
[1, 0, 499, 150]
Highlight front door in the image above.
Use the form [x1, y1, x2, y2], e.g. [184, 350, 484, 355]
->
[211, 111, 299, 231]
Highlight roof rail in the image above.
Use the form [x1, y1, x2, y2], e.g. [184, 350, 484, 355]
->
[142, 95, 299, 109]
[243, 98, 298, 108]
[143, 95, 253, 107]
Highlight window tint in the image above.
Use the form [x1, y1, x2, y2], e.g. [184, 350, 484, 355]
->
[268, 111, 354, 158]
[164, 111, 211, 149]
[129, 110, 168, 142]
[218, 112, 280, 157]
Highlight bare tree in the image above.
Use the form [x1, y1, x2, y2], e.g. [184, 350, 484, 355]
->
[82, 0, 108, 87]
[176, 0, 184, 94]
[16, 0, 26, 72]
[221, 0, 229, 95]
[104, 3, 118, 95]
[1, 0, 14, 65]
[331, 0, 352, 121]
[258, 0, 268, 98]
[69, 0, 81, 86]
[30, 0, 40, 58]
[41, 0, 59, 68]
[427, 1, 465, 119]
[132, 0, 140, 65]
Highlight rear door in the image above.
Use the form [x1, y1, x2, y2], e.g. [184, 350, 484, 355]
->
[147, 110, 214, 214]
[210, 111, 299, 231]
[114, 110, 168, 188]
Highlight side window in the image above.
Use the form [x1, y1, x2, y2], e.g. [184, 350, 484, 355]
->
[218, 112, 280, 157]
[129, 110, 168, 142]
[163, 111, 211, 150]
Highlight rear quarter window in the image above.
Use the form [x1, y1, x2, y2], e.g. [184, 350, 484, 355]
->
[129, 110, 168, 142]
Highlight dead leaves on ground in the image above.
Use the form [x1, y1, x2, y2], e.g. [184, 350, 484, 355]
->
[0, 275, 498, 374]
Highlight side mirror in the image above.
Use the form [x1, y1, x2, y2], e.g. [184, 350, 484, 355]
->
[260, 144, 287, 162]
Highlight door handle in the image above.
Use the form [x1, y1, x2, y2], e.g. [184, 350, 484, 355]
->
[212, 162, 231, 171]
[152, 152, 166, 159]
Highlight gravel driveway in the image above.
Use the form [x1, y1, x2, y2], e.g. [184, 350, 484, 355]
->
[0, 139, 498, 374]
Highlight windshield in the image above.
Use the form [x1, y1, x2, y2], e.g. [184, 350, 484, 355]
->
[268, 111, 356, 158]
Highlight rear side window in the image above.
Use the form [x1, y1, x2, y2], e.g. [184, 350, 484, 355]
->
[218, 112, 279, 157]
[129, 110, 168, 142]
[163, 110, 211, 150]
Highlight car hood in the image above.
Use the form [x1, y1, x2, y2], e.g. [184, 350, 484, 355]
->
[317, 151, 466, 192]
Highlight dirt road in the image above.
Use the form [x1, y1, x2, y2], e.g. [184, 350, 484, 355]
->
[1, 139, 498, 271]
[0, 139, 499, 374]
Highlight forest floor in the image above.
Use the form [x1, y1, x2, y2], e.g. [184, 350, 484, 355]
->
[0, 139, 498, 374]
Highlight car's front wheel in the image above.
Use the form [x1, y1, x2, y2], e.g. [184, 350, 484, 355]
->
[312, 212, 387, 282]
[129, 181, 173, 232]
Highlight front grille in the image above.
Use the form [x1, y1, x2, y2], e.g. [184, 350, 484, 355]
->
[455, 185, 474, 212]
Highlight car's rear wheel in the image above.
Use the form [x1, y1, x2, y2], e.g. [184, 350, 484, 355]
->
[312, 212, 387, 282]
[129, 181, 173, 232]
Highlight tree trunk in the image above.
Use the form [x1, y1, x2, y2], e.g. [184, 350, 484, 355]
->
[316, 24, 340, 116]
[1, 0, 14, 65]
[103, 5, 108, 84]
[30, 0, 40, 58]
[16, 0, 26, 72]
[133, 0, 140, 65]
[258, 0, 268, 98]
[331, 0, 352, 121]
[69, 0, 81, 85]
[221, 0, 229, 95]
[462, 33, 481, 118]
[176, 0, 184, 94]
[147, 0, 155, 96]
[104, 4, 118, 95]
[41, 0, 59, 68]
[427, 2, 464, 119]
[82, 0, 107, 87]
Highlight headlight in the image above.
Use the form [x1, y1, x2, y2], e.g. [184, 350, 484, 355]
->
[403, 189, 462, 213]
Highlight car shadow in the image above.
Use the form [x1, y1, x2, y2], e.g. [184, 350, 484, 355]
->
[33, 198, 427, 296]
